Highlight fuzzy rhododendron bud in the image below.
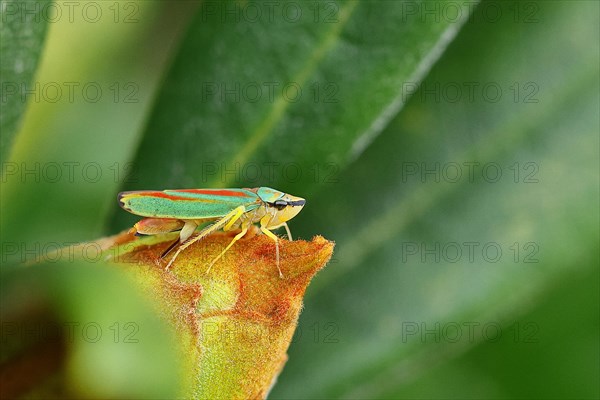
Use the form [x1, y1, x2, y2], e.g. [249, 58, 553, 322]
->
[110, 229, 334, 398]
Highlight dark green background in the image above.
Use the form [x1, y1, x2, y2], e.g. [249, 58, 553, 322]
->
[1, 1, 598, 398]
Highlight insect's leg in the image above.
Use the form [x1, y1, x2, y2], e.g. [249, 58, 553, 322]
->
[223, 212, 242, 231]
[206, 222, 250, 274]
[161, 239, 180, 258]
[283, 222, 292, 241]
[259, 216, 282, 278]
[179, 220, 200, 242]
[264, 221, 293, 241]
[164, 206, 246, 270]
[160, 220, 198, 259]
[178, 208, 245, 253]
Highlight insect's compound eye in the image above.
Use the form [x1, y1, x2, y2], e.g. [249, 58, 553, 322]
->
[273, 200, 288, 210]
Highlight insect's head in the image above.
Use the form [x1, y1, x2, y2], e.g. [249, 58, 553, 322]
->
[268, 193, 306, 224]
[256, 187, 306, 225]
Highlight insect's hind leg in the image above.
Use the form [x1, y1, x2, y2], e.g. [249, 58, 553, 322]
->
[206, 222, 250, 274]
[164, 206, 246, 271]
[160, 220, 198, 259]
[160, 239, 180, 258]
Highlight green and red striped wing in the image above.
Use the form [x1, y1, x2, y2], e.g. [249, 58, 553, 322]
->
[118, 188, 260, 219]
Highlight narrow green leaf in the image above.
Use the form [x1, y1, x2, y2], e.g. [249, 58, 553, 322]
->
[0, 0, 51, 161]
[111, 0, 475, 230]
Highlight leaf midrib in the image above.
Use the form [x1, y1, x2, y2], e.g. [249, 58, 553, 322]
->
[212, 0, 359, 187]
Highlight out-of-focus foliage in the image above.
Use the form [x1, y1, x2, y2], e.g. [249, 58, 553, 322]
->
[1, 261, 180, 398]
[0, 0, 50, 160]
[1, 0, 598, 398]
[277, 2, 599, 397]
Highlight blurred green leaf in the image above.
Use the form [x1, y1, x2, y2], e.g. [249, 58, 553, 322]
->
[388, 265, 599, 399]
[0, 1, 193, 252]
[111, 0, 476, 232]
[272, 1, 599, 398]
[0, 0, 51, 161]
[1, 260, 180, 398]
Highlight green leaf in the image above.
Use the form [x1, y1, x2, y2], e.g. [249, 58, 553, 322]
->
[271, 1, 599, 398]
[0, 0, 51, 161]
[0, 1, 189, 249]
[110, 0, 476, 230]
[1, 260, 180, 398]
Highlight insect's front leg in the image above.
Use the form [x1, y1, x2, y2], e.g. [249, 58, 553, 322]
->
[259, 215, 283, 278]
[263, 221, 293, 241]
[282, 222, 293, 240]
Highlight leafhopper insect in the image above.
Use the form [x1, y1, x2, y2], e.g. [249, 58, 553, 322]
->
[118, 187, 306, 277]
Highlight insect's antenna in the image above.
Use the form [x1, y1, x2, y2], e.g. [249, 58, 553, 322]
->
[160, 238, 180, 259]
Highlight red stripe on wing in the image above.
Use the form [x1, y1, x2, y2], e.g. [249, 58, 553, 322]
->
[175, 189, 252, 197]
